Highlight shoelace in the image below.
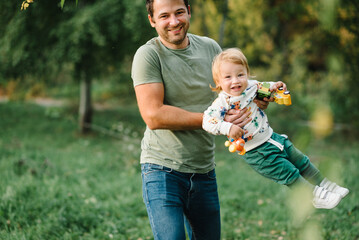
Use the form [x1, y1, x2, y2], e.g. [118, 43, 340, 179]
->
[321, 180, 338, 192]
[315, 187, 329, 200]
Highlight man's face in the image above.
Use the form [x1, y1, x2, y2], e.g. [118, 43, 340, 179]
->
[148, 0, 191, 49]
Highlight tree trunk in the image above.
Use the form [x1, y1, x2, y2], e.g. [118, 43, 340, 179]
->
[78, 70, 92, 134]
[218, 0, 228, 46]
[198, 0, 210, 36]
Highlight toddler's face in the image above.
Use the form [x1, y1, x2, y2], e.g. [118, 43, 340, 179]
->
[218, 61, 248, 96]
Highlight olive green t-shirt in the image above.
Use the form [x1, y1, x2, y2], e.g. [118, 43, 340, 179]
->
[131, 34, 222, 173]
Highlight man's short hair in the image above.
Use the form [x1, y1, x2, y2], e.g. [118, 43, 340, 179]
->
[146, 0, 189, 18]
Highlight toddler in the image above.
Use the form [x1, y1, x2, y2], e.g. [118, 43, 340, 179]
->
[203, 48, 349, 209]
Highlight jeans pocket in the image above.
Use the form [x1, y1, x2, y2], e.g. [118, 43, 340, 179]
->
[206, 169, 217, 180]
[141, 163, 172, 176]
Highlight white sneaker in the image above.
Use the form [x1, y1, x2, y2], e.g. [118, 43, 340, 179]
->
[312, 186, 342, 209]
[320, 178, 349, 198]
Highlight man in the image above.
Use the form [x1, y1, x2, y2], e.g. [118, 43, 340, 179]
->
[131, 0, 267, 239]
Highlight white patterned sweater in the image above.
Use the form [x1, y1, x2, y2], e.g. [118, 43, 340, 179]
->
[203, 80, 274, 151]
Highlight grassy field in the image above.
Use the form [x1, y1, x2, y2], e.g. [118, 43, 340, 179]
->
[0, 102, 358, 240]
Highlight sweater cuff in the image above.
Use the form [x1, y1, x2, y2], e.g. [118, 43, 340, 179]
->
[220, 121, 233, 136]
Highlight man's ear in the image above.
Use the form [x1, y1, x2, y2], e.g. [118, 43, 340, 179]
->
[188, 5, 191, 18]
[148, 14, 156, 27]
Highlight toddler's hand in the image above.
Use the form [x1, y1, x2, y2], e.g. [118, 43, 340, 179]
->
[253, 98, 271, 109]
[270, 81, 287, 92]
[229, 125, 245, 140]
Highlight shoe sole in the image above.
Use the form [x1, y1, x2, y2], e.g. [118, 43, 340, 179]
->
[313, 197, 342, 209]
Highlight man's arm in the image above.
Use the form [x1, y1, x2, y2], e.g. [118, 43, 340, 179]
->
[135, 82, 203, 130]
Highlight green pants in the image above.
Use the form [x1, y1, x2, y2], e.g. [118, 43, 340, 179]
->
[242, 133, 321, 186]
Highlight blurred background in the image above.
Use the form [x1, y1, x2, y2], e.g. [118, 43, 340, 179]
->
[1, 0, 358, 239]
[1, 0, 358, 137]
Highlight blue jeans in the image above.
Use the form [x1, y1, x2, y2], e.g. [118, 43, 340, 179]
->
[141, 163, 221, 240]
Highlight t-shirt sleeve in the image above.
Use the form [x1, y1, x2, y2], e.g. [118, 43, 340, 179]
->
[213, 41, 222, 55]
[131, 45, 162, 87]
[207, 38, 222, 60]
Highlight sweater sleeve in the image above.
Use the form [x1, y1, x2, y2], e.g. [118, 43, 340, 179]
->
[202, 96, 233, 136]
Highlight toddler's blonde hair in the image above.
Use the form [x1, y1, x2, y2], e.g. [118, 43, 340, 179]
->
[211, 48, 251, 93]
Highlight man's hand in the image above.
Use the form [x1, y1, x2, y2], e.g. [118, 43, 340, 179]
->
[224, 108, 252, 127]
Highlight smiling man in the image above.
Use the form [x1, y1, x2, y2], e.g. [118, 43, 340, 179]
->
[148, 0, 190, 49]
[131, 0, 252, 239]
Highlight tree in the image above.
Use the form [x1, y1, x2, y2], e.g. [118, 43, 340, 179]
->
[0, 0, 153, 133]
[213, 0, 229, 46]
[0, 0, 64, 92]
[54, 0, 152, 133]
[323, 0, 359, 129]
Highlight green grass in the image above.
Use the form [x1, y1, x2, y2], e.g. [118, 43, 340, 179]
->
[0, 102, 358, 239]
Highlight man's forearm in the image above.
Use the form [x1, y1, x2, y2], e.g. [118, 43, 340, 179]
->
[144, 104, 204, 130]
[135, 83, 204, 131]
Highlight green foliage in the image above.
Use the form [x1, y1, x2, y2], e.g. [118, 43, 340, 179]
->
[0, 0, 63, 80]
[1, 0, 154, 132]
[1, 0, 358, 129]
[190, 0, 359, 130]
[50, 0, 153, 81]
[1, 102, 358, 239]
[0, 0, 358, 133]
[61, 0, 78, 9]
[0, 0, 153, 84]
